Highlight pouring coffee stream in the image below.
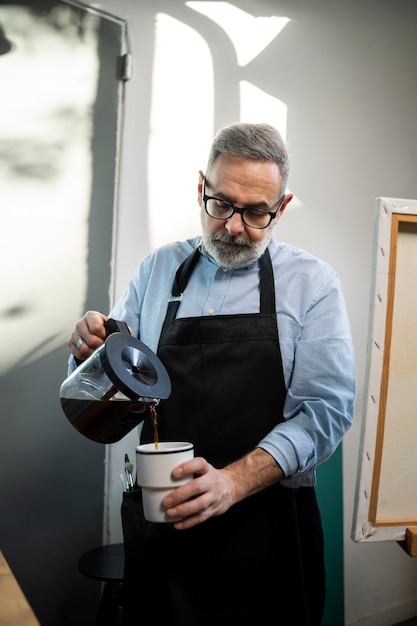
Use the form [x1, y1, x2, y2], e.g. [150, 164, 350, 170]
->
[59, 319, 171, 444]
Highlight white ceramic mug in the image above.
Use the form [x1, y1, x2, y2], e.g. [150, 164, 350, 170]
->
[136, 441, 194, 523]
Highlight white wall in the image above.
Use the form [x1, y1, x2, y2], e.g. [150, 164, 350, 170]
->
[95, 1, 417, 623]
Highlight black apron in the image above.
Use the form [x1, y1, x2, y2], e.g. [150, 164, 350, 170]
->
[122, 249, 325, 626]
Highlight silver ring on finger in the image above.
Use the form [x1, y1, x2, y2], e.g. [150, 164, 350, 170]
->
[75, 337, 86, 350]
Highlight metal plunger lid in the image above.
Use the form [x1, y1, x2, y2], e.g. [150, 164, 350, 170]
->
[101, 320, 171, 401]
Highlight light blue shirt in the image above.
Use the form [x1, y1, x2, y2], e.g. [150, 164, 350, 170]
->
[107, 234, 356, 488]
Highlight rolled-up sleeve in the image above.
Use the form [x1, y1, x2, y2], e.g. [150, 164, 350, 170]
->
[258, 269, 356, 487]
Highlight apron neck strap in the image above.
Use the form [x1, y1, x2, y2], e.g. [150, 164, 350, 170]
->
[172, 247, 201, 297]
[166, 248, 201, 321]
[259, 248, 276, 315]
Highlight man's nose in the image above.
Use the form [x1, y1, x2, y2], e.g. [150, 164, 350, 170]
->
[225, 211, 245, 234]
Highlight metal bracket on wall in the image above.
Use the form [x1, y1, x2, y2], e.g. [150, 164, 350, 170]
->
[121, 53, 133, 81]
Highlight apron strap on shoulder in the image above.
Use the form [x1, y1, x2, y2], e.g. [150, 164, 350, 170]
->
[166, 248, 201, 321]
[259, 249, 276, 315]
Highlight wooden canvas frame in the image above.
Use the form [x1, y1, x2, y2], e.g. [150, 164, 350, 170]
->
[352, 197, 417, 555]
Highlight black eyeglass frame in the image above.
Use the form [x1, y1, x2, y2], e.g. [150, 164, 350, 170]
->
[202, 179, 284, 229]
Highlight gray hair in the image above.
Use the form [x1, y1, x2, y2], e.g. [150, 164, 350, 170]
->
[205, 122, 290, 194]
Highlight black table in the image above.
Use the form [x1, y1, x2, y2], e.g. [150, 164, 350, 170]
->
[78, 543, 124, 583]
[78, 543, 124, 626]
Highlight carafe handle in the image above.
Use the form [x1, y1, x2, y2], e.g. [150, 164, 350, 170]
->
[104, 318, 131, 337]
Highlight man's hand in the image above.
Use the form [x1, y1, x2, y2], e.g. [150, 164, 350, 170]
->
[68, 310, 109, 360]
[162, 447, 284, 529]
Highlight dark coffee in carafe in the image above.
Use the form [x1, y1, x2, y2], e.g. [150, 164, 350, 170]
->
[59, 320, 171, 444]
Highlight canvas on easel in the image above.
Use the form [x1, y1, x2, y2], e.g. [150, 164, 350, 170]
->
[352, 197, 417, 556]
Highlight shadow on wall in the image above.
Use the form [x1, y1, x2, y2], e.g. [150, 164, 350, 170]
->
[0, 2, 126, 624]
[0, 344, 105, 625]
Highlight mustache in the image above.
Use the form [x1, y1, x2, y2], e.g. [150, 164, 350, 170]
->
[210, 234, 252, 247]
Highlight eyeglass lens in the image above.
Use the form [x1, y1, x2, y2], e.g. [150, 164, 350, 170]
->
[205, 198, 273, 229]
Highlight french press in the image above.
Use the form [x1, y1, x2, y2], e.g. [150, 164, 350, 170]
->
[59, 319, 171, 443]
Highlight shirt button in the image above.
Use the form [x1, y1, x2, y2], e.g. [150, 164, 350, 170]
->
[207, 308, 215, 315]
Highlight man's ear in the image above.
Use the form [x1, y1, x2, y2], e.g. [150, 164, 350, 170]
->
[274, 193, 293, 224]
[279, 193, 293, 216]
[197, 170, 204, 203]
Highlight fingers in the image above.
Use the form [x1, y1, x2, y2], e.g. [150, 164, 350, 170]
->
[162, 458, 232, 529]
[168, 493, 213, 530]
[68, 310, 109, 360]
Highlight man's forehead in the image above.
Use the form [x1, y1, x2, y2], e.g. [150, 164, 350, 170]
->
[207, 154, 283, 192]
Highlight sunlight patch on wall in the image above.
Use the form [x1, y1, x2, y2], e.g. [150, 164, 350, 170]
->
[148, 13, 214, 250]
[148, 5, 293, 250]
[240, 81, 287, 140]
[186, 1, 290, 66]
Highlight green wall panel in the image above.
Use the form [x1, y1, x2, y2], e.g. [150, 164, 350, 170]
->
[316, 445, 344, 626]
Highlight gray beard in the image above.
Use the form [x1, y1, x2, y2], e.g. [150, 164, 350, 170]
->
[201, 229, 272, 270]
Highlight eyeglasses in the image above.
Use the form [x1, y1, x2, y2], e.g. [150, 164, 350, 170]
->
[202, 180, 284, 229]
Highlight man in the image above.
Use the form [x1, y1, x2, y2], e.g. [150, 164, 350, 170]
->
[69, 122, 356, 625]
